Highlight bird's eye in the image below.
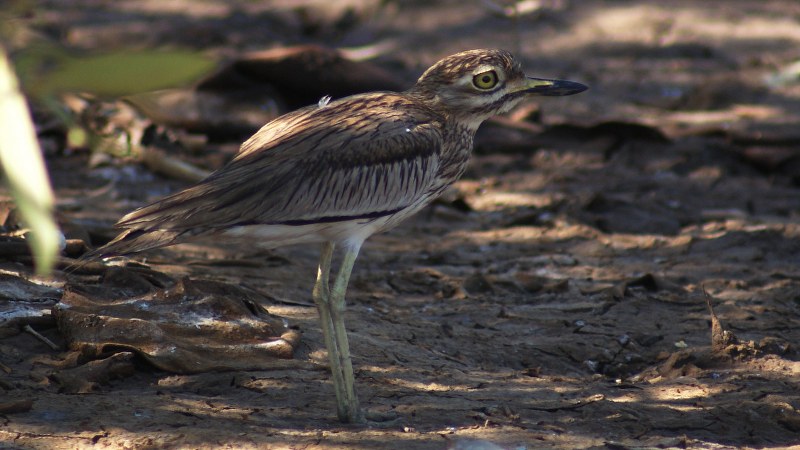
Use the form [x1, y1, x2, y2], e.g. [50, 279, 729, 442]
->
[472, 71, 499, 90]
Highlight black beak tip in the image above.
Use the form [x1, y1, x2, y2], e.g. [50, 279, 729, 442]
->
[543, 79, 588, 96]
[527, 78, 588, 96]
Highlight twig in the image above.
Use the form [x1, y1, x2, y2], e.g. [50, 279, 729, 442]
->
[526, 393, 605, 411]
[23, 325, 60, 351]
[141, 146, 210, 183]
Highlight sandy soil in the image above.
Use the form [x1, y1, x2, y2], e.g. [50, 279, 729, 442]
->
[2, 1, 800, 448]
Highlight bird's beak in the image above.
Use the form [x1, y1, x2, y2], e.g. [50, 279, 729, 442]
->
[520, 77, 588, 96]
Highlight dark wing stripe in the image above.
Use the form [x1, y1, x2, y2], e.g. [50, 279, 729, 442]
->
[228, 206, 407, 229]
[275, 207, 407, 226]
[114, 93, 445, 234]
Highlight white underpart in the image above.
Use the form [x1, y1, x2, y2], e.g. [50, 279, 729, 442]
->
[318, 95, 332, 108]
[221, 215, 394, 251]
[220, 189, 438, 253]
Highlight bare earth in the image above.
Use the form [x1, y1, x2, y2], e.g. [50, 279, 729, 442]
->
[3, 1, 800, 449]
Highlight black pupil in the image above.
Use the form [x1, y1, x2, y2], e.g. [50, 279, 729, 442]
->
[482, 75, 492, 84]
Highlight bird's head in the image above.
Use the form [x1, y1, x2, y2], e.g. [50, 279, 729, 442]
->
[409, 49, 587, 128]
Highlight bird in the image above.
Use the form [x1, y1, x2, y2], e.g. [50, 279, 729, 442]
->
[85, 49, 587, 423]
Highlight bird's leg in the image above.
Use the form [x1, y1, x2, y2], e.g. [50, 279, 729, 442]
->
[312, 242, 350, 421]
[328, 244, 363, 423]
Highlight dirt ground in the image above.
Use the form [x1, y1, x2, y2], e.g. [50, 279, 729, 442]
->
[3, 1, 800, 448]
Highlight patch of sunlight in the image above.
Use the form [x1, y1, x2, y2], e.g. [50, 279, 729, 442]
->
[649, 383, 712, 402]
[239, 377, 295, 391]
[606, 392, 642, 403]
[663, 234, 694, 249]
[359, 365, 412, 375]
[670, 13, 800, 43]
[164, 397, 251, 419]
[543, 4, 800, 56]
[452, 227, 547, 244]
[551, 385, 581, 395]
[586, 5, 800, 45]
[609, 391, 708, 413]
[118, 0, 231, 17]
[599, 234, 673, 251]
[467, 191, 556, 212]
[388, 379, 473, 392]
[668, 105, 784, 125]
[453, 221, 601, 247]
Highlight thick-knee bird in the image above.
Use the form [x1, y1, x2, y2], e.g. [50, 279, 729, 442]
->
[87, 49, 587, 423]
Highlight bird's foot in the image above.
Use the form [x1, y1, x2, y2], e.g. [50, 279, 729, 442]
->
[336, 408, 399, 426]
[363, 409, 400, 425]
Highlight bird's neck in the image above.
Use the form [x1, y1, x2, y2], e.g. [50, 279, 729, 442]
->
[434, 120, 476, 184]
[405, 90, 497, 134]
[403, 88, 484, 181]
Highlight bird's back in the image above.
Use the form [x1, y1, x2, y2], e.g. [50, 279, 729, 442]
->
[91, 91, 453, 257]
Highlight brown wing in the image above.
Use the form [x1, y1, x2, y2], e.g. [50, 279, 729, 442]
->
[101, 92, 444, 254]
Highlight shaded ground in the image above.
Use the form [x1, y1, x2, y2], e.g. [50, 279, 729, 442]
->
[3, 1, 800, 448]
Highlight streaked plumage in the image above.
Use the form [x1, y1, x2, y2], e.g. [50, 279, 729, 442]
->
[87, 49, 587, 423]
[100, 93, 447, 253]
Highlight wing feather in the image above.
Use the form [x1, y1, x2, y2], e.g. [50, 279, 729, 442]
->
[116, 93, 445, 238]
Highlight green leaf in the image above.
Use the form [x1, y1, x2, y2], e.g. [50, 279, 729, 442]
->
[0, 46, 60, 275]
[21, 48, 216, 97]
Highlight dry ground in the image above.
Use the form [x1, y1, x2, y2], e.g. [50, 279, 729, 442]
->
[2, 1, 800, 448]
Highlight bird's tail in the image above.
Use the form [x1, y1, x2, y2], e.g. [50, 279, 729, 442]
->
[64, 228, 184, 274]
[84, 228, 183, 260]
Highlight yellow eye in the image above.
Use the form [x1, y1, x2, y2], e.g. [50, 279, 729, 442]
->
[472, 70, 499, 90]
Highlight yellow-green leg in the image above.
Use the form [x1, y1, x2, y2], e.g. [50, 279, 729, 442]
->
[313, 242, 363, 423]
[329, 245, 362, 422]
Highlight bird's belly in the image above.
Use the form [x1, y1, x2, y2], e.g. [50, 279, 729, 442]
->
[219, 187, 444, 250]
[220, 215, 396, 249]
[374, 201, 431, 233]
